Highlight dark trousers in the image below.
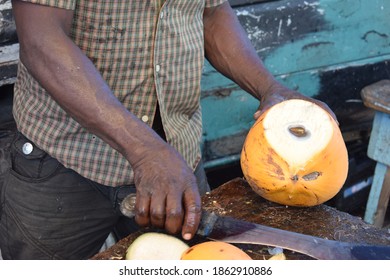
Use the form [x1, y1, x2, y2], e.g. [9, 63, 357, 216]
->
[0, 132, 209, 259]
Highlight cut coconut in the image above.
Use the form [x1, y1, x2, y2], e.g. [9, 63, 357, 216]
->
[262, 100, 333, 170]
[125, 232, 189, 260]
[240, 99, 348, 207]
[181, 241, 252, 260]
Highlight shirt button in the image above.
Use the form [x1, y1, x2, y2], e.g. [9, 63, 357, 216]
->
[141, 115, 149, 123]
[22, 142, 33, 155]
[156, 64, 161, 72]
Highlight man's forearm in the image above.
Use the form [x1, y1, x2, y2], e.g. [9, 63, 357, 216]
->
[21, 34, 162, 165]
[203, 2, 281, 101]
[13, 1, 163, 166]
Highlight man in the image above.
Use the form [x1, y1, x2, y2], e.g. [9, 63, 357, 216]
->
[0, 0, 335, 259]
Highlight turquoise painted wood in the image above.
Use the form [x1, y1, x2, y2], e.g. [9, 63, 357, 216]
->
[364, 111, 390, 226]
[367, 112, 390, 165]
[201, 0, 390, 168]
[364, 162, 389, 226]
[202, 0, 390, 93]
[263, 0, 390, 76]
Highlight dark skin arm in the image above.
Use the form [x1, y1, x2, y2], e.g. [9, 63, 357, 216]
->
[203, 2, 337, 121]
[12, 0, 201, 240]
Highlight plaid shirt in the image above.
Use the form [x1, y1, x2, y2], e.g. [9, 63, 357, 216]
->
[13, 0, 226, 186]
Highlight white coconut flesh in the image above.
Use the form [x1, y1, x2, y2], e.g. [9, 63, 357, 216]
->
[263, 99, 334, 169]
[125, 232, 189, 260]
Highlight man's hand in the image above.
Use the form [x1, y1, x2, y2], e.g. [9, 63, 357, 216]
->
[131, 142, 202, 240]
[253, 83, 338, 123]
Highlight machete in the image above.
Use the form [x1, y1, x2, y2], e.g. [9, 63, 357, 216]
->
[197, 210, 390, 260]
[120, 194, 390, 260]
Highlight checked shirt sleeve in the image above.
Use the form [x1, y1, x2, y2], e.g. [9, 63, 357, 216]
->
[205, 0, 227, 8]
[18, 0, 76, 10]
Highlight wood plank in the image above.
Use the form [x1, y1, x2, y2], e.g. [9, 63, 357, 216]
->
[0, 0, 16, 45]
[203, 0, 390, 93]
[0, 0, 18, 86]
[367, 111, 390, 165]
[374, 167, 390, 227]
[364, 163, 390, 227]
[361, 79, 390, 114]
[0, 43, 18, 87]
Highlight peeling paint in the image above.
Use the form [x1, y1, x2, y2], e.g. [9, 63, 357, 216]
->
[277, 19, 283, 37]
[234, 0, 329, 60]
[362, 30, 388, 42]
[276, 6, 287, 11]
[0, 1, 12, 10]
[235, 9, 262, 22]
[302, 41, 334, 51]
[303, 1, 320, 8]
[286, 16, 292, 26]
[317, 8, 325, 15]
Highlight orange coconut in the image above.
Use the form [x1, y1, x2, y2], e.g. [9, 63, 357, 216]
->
[240, 99, 349, 207]
[181, 241, 252, 260]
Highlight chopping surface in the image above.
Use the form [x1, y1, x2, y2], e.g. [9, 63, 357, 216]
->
[92, 178, 390, 260]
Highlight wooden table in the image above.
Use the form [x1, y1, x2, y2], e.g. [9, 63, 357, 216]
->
[92, 178, 390, 260]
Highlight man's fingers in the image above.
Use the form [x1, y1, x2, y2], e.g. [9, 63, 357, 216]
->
[181, 189, 202, 240]
[134, 193, 151, 227]
[131, 167, 201, 239]
[150, 194, 167, 228]
[253, 109, 262, 120]
[164, 194, 184, 235]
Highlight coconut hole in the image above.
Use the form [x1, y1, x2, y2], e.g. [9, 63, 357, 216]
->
[288, 125, 311, 139]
